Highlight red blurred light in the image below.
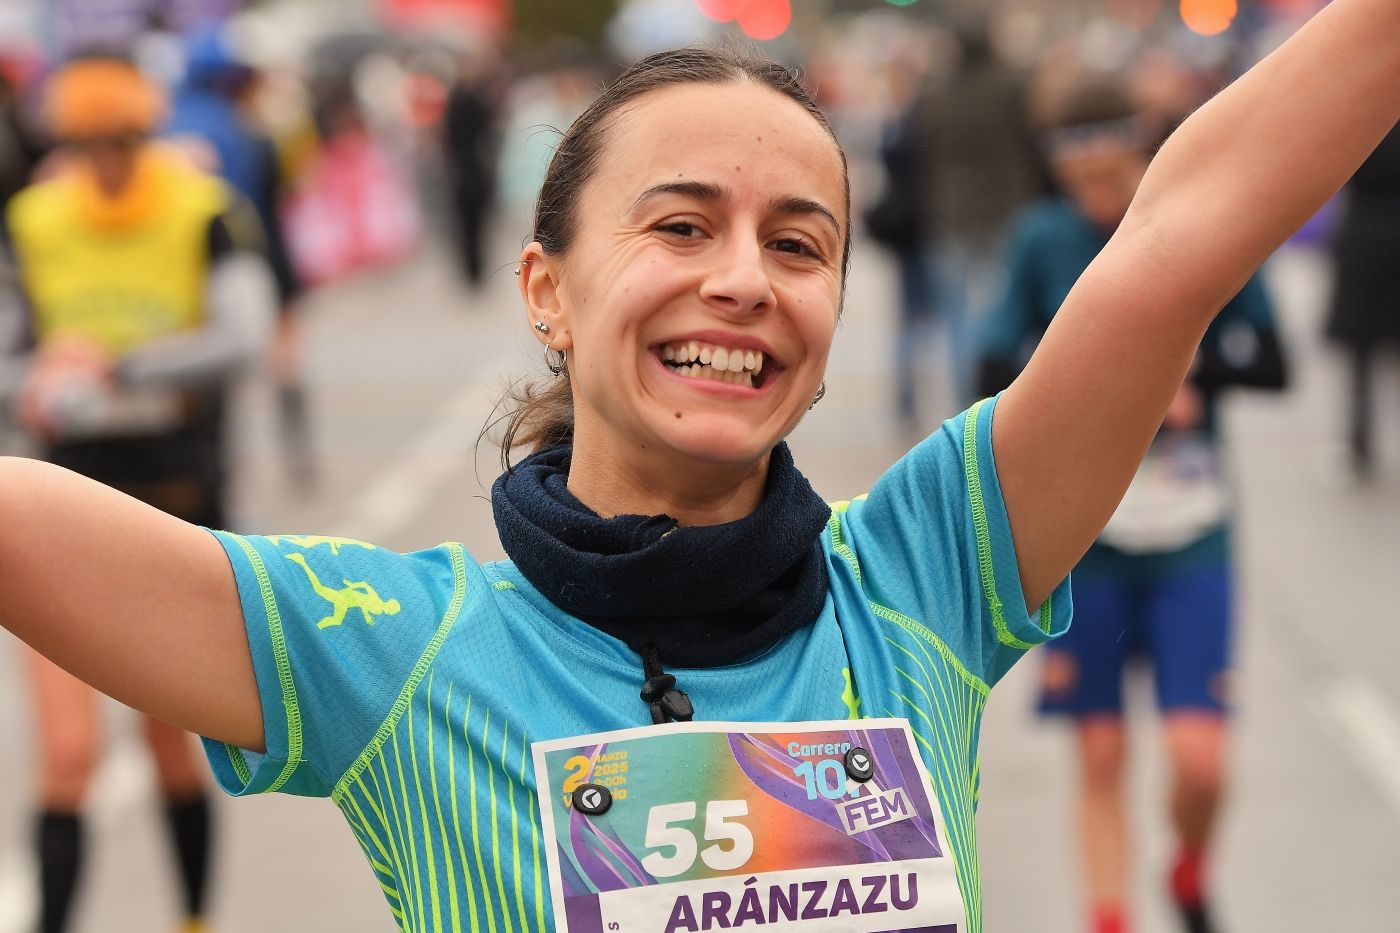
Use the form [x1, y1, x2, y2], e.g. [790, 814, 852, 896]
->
[738, 0, 791, 40]
[1180, 0, 1238, 35]
[697, 0, 748, 22]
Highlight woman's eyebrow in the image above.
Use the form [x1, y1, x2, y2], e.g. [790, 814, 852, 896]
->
[771, 196, 842, 238]
[627, 180, 725, 215]
[627, 183, 841, 238]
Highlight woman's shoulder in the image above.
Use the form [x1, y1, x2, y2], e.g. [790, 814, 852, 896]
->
[210, 531, 490, 627]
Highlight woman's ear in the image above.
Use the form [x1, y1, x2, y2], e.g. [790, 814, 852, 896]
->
[519, 243, 572, 352]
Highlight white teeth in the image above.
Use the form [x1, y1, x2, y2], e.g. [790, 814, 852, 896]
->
[662, 341, 766, 379]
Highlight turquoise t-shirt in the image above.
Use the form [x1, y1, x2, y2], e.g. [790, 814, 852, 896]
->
[202, 396, 1071, 933]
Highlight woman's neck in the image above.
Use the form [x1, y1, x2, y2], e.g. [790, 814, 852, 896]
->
[565, 440, 770, 527]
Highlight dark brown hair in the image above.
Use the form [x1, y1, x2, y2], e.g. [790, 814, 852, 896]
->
[1047, 75, 1139, 131]
[497, 45, 851, 469]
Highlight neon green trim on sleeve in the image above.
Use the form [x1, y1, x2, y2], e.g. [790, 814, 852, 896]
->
[224, 743, 253, 786]
[491, 580, 516, 592]
[826, 510, 864, 588]
[827, 512, 990, 698]
[962, 399, 1039, 652]
[1040, 593, 1054, 635]
[232, 533, 305, 793]
[333, 543, 471, 800]
[872, 603, 990, 698]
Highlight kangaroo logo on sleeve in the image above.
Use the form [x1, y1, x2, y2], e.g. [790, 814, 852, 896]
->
[268, 535, 377, 555]
[284, 553, 402, 630]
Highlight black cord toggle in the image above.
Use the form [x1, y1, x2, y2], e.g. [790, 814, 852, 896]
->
[640, 644, 694, 725]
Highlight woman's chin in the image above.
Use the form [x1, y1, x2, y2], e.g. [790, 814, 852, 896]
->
[651, 417, 782, 469]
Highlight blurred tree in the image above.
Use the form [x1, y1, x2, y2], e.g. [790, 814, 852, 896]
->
[514, 0, 619, 46]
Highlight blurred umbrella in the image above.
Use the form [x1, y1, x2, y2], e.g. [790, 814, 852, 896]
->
[310, 31, 395, 82]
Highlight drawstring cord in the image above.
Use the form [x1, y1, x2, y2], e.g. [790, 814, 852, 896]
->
[640, 643, 694, 725]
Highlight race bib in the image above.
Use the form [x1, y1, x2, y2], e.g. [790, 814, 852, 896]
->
[533, 718, 966, 933]
[1099, 432, 1230, 553]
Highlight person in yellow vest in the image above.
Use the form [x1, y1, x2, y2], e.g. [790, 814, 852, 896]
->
[0, 56, 274, 933]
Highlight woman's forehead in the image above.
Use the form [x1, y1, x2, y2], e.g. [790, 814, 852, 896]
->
[594, 82, 847, 213]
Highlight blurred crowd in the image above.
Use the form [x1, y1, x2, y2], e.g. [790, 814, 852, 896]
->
[0, 1, 1396, 932]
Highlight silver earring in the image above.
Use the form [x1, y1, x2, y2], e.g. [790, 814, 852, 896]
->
[515, 259, 533, 277]
[545, 339, 566, 376]
[809, 382, 826, 410]
[533, 321, 550, 334]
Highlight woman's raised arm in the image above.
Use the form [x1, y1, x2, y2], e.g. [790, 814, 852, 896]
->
[0, 457, 263, 750]
[996, 0, 1400, 608]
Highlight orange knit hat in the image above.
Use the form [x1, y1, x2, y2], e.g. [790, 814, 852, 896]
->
[46, 58, 165, 140]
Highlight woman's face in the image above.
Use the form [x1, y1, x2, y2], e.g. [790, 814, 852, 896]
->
[73, 135, 141, 198]
[1053, 145, 1150, 231]
[523, 81, 847, 470]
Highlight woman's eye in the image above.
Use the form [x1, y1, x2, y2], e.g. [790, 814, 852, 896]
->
[657, 222, 699, 238]
[772, 237, 820, 258]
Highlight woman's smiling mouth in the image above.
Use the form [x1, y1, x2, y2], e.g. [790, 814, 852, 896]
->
[655, 339, 778, 390]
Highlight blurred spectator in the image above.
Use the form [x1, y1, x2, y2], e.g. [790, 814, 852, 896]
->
[165, 25, 315, 489]
[1327, 121, 1400, 479]
[497, 50, 599, 214]
[864, 58, 932, 434]
[913, 15, 1044, 404]
[282, 84, 421, 288]
[977, 75, 1287, 933]
[0, 55, 275, 933]
[0, 67, 42, 213]
[442, 55, 501, 289]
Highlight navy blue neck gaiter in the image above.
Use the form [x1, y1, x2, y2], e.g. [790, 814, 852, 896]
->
[491, 442, 831, 670]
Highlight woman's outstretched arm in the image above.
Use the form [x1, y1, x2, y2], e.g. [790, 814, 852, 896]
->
[0, 457, 264, 750]
[996, 0, 1400, 608]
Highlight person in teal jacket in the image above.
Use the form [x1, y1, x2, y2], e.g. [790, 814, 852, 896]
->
[0, 3, 1393, 927]
[977, 76, 1287, 933]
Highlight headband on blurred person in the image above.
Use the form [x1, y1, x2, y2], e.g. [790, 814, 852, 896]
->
[46, 58, 164, 140]
[1042, 116, 1152, 162]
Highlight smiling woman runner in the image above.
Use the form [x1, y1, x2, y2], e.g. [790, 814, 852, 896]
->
[2, 6, 1400, 930]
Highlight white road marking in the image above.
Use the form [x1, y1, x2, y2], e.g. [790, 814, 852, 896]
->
[336, 382, 497, 542]
[1322, 678, 1400, 819]
[0, 855, 35, 933]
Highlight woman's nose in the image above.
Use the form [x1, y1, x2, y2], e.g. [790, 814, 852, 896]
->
[698, 238, 776, 315]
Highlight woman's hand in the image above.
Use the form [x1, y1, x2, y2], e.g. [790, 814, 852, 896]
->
[1162, 382, 1204, 433]
[15, 337, 115, 439]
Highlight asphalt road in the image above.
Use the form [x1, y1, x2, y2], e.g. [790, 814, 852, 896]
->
[0, 227, 1396, 932]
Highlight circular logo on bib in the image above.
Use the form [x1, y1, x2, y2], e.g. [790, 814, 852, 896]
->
[572, 783, 613, 815]
[844, 746, 875, 782]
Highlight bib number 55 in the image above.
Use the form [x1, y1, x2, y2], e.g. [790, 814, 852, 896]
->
[641, 800, 753, 879]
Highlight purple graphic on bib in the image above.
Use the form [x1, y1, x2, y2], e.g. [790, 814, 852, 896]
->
[534, 720, 965, 933]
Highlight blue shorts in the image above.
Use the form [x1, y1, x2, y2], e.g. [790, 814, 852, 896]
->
[1039, 539, 1233, 718]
